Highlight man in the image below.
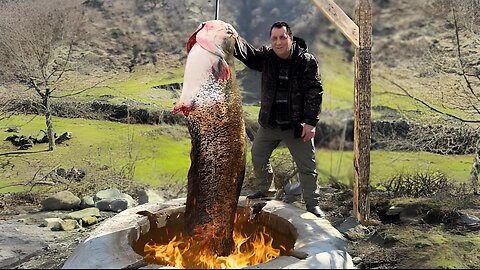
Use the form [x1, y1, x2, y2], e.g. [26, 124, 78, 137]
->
[234, 21, 325, 217]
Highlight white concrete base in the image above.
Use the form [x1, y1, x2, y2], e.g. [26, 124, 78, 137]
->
[62, 197, 354, 269]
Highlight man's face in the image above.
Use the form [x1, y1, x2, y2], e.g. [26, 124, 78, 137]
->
[270, 26, 293, 59]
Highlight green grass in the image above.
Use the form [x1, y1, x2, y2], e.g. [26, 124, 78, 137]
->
[0, 115, 191, 192]
[315, 47, 462, 122]
[316, 150, 473, 188]
[1, 115, 473, 193]
[48, 46, 452, 124]
[58, 66, 185, 109]
[242, 105, 260, 122]
[385, 226, 480, 269]
[1, 51, 476, 194]
[47, 44, 469, 125]
[251, 147, 473, 188]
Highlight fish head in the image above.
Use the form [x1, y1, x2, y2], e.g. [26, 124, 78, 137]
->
[186, 20, 238, 58]
[172, 20, 238, 117]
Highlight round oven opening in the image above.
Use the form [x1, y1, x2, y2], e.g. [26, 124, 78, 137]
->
[132, 206, 297, 269]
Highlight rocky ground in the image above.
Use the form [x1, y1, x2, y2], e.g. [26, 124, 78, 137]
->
[1, 182, 479, 269]
[0, 206, 110, 269]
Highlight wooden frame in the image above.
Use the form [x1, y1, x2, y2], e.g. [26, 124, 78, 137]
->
[312, 0, 372, 224]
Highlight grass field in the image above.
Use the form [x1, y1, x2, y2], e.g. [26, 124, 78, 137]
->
[0, 115, 191, 193]
[316, 149, 473, 188]
[48, 47, 420, 116]
[0, 115, 473, 194]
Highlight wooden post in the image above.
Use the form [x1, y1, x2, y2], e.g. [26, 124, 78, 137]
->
[353, 0, 372, 224]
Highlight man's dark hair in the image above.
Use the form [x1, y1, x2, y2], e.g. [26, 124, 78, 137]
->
[270, 21, 292, 36]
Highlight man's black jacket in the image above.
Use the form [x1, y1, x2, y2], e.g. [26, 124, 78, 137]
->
[234, 35, 323, 129]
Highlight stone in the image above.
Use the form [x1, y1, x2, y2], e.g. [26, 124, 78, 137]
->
[343, 224, 370, 241]
[137, 189, 148, 205]
[94, 188, 123, 201]
[457, 214, 480, 227]
[80, 196, 95, 209]
[66, 207, 101, 220]
[66, 167, 86, 180]
[136, 189, 165, 204]
[95, 199, 128, 212]
[56, 168, 67, 177]
[42, 218, 63, 230]
[41, 191, 81, 211]
[284, 182, 302, 195]
[80, 216, 98, 227]
[386, 206, 404, 216]
[60, 219, 79, 231]
[94, 188, 136, 208]
[335, 216, 360, 235]
[55, 132, 73, 145]
[109, 199, 129, 212]
[6, 127, 19, 133]
[95, 199, 112, 211]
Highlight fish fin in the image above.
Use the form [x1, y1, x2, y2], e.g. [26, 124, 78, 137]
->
[186, 23, 205, 53]
[211, 59, 230, 81]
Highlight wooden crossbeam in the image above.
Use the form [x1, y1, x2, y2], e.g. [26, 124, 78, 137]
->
[310, 0, 360, 48]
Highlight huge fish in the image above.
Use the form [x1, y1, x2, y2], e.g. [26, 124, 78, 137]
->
[172, 20, 246, 256]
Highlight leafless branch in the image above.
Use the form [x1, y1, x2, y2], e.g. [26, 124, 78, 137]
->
[30, 78, 45, 99]
[49, 43, 74, 84]
[452, 8, 479, 100]
[380, 75, 480, 123]
[52, 79, 110, 98]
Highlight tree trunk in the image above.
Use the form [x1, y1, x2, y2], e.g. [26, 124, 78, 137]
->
[43, 93, 55, 151]
[471, 139, 480, 195]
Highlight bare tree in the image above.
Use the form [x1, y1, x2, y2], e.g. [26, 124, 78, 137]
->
[381, 0, 480, 193]
[0, 0, 85, 151]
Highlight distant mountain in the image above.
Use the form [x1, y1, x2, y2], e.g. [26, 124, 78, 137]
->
[78, 0, 478, 88]
[78, 0, 350, 73]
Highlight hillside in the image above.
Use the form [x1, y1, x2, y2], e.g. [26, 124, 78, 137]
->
[1, 0, 479, 157]
[1, 0, 478, 156]
[36, 0, 480, 123]
[1, 0, 479, 184]
[1, 0, 478, 119]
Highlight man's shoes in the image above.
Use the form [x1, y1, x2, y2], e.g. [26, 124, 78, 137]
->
[306, 205, 326, 218]
[246, 191, 268, 199]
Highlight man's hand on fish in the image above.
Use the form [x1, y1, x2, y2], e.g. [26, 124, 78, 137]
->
[225, 23, 238, 39]
[301, 123, 316, 142]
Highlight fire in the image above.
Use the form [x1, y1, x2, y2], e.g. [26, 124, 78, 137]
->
[143, 222, 285, 269]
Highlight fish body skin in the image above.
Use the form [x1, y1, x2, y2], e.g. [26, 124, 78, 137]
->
[173, 20, 245, 256]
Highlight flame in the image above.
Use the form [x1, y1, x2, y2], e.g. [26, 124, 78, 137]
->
[144, 222, 285, 269]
